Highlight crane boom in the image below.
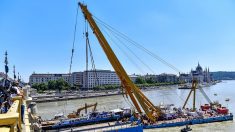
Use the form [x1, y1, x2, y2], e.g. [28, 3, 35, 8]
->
[79, 2, 161, 122]
[68, 102, 97, 118]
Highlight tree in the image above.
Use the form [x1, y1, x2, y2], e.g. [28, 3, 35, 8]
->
[32, 83, 39, 90]
[135, 77, 146, 84]
[32, 83, 47, 92]
[48, 80, 56, 90]
[55, 79, 70, 93]
[63, 81, 70, 91]
[55, 79, 64, 93]
[38, 83, 47, 91]
[146, 77, 154, 84]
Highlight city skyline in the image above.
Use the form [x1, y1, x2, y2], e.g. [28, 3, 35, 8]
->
[1, 0, 235, 81]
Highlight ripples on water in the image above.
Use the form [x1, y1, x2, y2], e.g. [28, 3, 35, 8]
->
[37, 80, 235, 132]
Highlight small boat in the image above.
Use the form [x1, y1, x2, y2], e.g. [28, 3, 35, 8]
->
[178, 84, 191, 89]
[181, 125, 192, 132]
[54, 113, 66, 120]
[225, 98, 230, 102]
[214, 93, 217, 96]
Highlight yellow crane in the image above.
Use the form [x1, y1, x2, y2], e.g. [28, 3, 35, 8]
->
[79, 2, 161, 122]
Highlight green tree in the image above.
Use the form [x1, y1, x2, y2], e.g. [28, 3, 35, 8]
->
[135, 77, 146, 84]
[146, 77, 154, 84]
[32, 83, 39, 90]
[38, 83, 47, 91]
[55, 78, 70, 93]
[63, 81, 70, 91]
[55, 79, 64, 93]
[48, 80, 56, 90]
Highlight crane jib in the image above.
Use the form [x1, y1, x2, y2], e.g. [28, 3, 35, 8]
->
[78, 2, 161, 122]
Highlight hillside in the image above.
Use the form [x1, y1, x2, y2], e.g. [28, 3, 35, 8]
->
[211, 71, 235, 80]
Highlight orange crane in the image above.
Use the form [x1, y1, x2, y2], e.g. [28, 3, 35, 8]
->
[67, 102, 98, 118]
[79, 2, 161, 122]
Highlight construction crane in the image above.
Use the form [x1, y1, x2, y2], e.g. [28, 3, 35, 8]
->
[183, 79, 198, 111]
[183, 78, 217, 111]
[79, 2, 161, 122]
[67, 102, 98, 118]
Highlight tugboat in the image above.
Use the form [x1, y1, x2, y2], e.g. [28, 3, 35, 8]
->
[181, 125, 192, 132]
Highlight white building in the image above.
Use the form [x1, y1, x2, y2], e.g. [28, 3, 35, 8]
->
[29, 73, 70, 85]
[71, 72, 83, 86]
[129, 74, 139, 83]
[29, 70, 138, 90]
[83, 70, 121, 89]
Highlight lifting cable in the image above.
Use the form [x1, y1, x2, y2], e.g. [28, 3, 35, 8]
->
[102, 24, 156, 74]
[93, 16, 182, 74]
[94, 16, 192, 108]
[65, 5, 79, 114]
[99, 25, 152, 110]
[99, 25, 155, 88]
[85, 20, 99, 88]
[68, 5, 79, 81]
[99, 25, 146, 74]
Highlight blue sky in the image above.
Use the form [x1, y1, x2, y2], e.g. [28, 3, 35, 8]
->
[1, 0, 235, 82]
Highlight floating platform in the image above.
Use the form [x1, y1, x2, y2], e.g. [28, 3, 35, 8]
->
[144, 114, 233, 129]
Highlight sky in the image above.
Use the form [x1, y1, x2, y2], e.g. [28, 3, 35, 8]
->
[0, 0, 235, 82]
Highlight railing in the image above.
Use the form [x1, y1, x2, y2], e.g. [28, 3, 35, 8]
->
[0, 87, 32, 132]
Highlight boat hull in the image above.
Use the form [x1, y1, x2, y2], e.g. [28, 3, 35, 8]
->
[42, 115, 120, 130]
[144, 114, 233, 129]
[104, 125, 143, 132]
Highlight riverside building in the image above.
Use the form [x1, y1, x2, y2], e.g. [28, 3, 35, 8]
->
[179, 62, 213, 83]
[29, 70, 121, 89]
[83, 70, 121, 90]
[29, 73, 70, 85]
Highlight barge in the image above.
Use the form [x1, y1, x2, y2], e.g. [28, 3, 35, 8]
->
[144, 114, 233, 129]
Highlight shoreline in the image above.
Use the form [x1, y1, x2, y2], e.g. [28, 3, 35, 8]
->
[32, 81, 221, 103]
[33, 92, 121, 103]
[32, 84, 178, 103]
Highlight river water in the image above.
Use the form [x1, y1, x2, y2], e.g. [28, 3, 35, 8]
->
[36, 80, 235, 132]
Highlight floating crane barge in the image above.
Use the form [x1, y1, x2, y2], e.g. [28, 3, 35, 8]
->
[40, 2, 233, 131]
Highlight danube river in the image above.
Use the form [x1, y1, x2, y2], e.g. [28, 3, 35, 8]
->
[36, 80, 235, 132]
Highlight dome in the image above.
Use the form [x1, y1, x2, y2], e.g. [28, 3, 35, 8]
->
[196, 62, 203, 72]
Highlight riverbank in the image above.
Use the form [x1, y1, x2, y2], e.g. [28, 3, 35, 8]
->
[32, 91, 120, 103]
[32, 84, 179, 103]
[32, 81, 220, 103]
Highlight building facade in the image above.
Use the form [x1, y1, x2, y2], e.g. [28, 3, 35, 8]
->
[29, 70, 122, 89]
[179, 63, 212, 83]
[145, 74, 178, 83]
[83, 70, 121, 89]
[29, 73, 70, 85]
[71, 72, 83, 86]
[129, 74, 139, 83]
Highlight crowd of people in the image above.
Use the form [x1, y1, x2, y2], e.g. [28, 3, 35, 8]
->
[0, 78, 25, 122]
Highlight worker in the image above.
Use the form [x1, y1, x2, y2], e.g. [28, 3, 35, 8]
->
[10, 81, 23, 97]
[10, 81, 25, 123]
[0, 93, 5, 113]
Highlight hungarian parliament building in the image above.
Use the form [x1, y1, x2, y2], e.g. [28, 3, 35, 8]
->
[179, 63, 213, 83]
